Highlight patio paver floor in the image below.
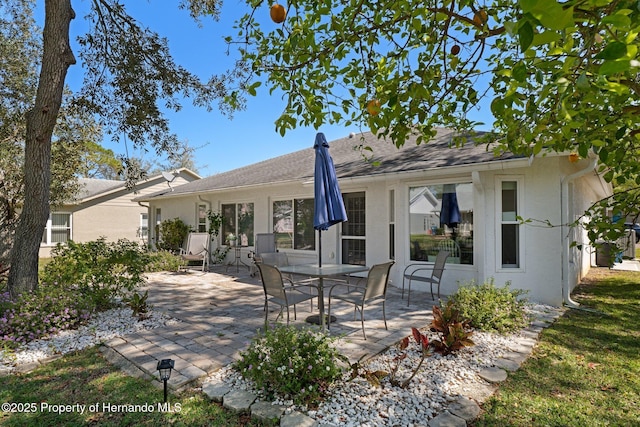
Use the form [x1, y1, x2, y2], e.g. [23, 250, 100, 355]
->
[101, 265, 437, 390]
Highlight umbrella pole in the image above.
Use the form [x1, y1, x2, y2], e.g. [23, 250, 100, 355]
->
[318, 229, 322, 267]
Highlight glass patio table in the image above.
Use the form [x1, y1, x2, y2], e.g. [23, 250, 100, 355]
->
[278, 263, 370, 330]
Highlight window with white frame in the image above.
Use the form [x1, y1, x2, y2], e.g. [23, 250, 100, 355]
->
[197, 204, 207, 232]
[408, 182, 474, 264]
[342, 192, 366, 265]
[42, 212, 71, 245]
[272, 198, 315, 250]
[138, 213, 148, 244]
[222, 202, 254, 246]
[500, 179, 521, 268]
[154, 208, 161, 244]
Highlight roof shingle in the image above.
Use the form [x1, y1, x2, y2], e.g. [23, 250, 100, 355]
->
[140, 128, 516, 199]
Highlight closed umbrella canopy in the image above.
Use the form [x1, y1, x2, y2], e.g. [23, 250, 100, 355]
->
[440, 184, 461, 228]
[314, 132, 347, 266]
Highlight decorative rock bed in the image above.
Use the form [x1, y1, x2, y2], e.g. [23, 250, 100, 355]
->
[202, 304, 564, 426]
[0, 306, 179, 374]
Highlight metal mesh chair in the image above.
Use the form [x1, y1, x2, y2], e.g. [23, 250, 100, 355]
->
[327, 261, 394, 340]
[257, 263, 317, 327]
[250, 233, 277, 276]
[257, 252, 318, 309]
[402, 250, 450, 304]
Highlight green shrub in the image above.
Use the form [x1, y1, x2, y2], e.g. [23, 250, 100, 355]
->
[234, 325, 347, 406]
[144, 250, 182, 272]
[157, 218, 191, 253]
[41, 238, 149, 310]
[1, 284, 93, 348]
[450, 278, 530, 333]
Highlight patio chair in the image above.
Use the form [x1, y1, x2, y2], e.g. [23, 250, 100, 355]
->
[256, 263, 317, 327]
[249, 233, 277, 276]
[402, 250, 449, 305]
[179, 232, 210, 271]
[327, 261, 394, 340]
[257, 251, 318, 309]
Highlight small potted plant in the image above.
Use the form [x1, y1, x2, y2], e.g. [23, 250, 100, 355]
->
[227, 233, 237, 246]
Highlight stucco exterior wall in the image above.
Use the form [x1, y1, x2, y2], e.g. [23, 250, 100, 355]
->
[39, 174, 195, 258]
[144, 156, 609, 307]
[476, 159, 564, 305]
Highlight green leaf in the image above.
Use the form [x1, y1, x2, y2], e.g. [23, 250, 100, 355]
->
[576, 73, 590, 89]
[601, 14, 631, 29]
[599, 149, 609, 163]
[599, 59, 630, 75]
[578, 144, 589, 158]
[512, 62, 528, 82]
[531, 30, 561, 47]
[518, 21, 534, 52]
[520, 0, 574, 30]
[491, 97, 505, 116]
[541, 6, 574, 30]
[615, 126, 627, 139]
[595, 42, 627, 60]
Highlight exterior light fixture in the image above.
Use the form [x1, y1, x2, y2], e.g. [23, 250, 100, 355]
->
[156, 358, 175, 402]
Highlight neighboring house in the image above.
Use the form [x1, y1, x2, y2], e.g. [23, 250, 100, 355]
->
[40, 168, 200, 258]
[135, 129, 612, 306]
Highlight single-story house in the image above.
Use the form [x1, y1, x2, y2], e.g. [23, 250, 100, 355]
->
[40, 168, 200, 258]
[135, 129, 612, 306]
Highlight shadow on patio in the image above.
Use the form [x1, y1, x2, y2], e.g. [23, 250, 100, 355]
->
[101, 264, 437, 390]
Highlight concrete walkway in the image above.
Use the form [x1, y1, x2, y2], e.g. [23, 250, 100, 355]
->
[100, 265, 437, 390]
[612, 258, 640, 272]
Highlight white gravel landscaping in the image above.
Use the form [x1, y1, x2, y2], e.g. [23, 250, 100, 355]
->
[204, 303, 561, 426]
[0, 306, 179, 372]
[1, 297, 560, 426]
[205, 328, 522, 425]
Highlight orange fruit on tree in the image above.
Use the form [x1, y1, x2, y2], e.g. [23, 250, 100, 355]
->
[270, 4, 286, 23]
[366, 99, 381, 115]
[473, 9, 488, 26]
[568, 153, 580, 163]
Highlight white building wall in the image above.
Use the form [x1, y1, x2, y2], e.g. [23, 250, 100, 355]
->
[478, 159, 564, 306]
[146, 157, 609, 307]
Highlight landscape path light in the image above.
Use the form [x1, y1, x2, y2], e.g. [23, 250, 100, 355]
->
[156, 358, 175, 403]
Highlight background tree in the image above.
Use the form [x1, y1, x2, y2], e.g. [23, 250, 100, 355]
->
[6, 0, 235, 299]
[79, 142, 123, 180]
[1, 1, 112, 281]
[1, 1, 44, 275]
[137, 140, 204, 177]
[228, 0, 640, 241]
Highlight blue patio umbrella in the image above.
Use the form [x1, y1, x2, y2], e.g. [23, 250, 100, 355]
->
[314, 132, 347, 267]
[440, 184, 461, 228]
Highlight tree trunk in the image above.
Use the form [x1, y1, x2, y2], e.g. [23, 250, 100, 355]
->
[7, 0, 76, 300]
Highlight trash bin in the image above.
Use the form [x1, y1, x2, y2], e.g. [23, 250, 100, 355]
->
[596, 242, 612, 267]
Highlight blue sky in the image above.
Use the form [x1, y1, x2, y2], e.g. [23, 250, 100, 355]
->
[49, 1, 493, 177]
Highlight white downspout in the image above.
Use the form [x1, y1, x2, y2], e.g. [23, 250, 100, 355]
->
[197, 195, 211, 211]
[560, 157, 598, 307]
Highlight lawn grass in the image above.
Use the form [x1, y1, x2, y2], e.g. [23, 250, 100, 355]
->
[2, 267, 639, 426]
[473, 268, 640, 426]
[0, 346, 261, 426]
